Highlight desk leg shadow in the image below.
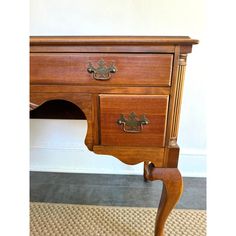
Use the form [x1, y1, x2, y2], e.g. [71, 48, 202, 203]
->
[144, 163, 183, 236]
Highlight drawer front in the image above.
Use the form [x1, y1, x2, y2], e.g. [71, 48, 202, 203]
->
[30, 53, 173, 86]
[100, 95, 169, 147]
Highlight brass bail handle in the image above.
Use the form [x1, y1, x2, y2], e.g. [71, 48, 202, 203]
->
[117, 112, 149, 133]
[87, 59, 117, 80]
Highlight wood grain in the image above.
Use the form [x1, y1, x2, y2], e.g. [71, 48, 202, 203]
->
[170, 55, 187, 140]
[30, 45, 176, 53]
[169, 54, 187, 146]
[164, 46, 180, 146]
[30, 36, 199, 46]
[93, 145, 164, 167]
[30, 53, 173, 86]
[145, 165, 183, 236]
[30, 85, 171, 95]
[163, 146, 180, 168]
[99, 95, 169, 147]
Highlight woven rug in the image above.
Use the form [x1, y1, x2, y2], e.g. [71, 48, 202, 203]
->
[30, 202, 206, 236]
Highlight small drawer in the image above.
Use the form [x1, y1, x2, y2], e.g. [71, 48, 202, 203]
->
[30, 53, 173, 86]
[99, 94, 169, 147]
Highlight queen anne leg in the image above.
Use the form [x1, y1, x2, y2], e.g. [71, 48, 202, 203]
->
[145, 163, 183, 236]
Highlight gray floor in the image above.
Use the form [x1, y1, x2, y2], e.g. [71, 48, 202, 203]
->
[30, 172, 206, 210]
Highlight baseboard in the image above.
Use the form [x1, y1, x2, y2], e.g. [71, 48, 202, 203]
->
[30, 166, 144, 175]
[179, 151, 206, 177]
[30, 146, 206, 177]
[30, 147, 144, 175]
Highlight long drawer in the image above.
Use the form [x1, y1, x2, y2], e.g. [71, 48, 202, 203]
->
[30, 53, 173, 86]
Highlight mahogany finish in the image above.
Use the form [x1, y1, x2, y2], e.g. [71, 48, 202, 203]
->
[31, 53, 173, 86]
[30, 36, 198, 236]
[100, 94, 169, 147]
[145, 164, 183, 236]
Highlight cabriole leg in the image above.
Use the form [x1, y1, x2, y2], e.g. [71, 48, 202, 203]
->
[146, 164, 183, 236]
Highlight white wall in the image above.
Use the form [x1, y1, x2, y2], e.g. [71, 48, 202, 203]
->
[30, 0, 206, 177]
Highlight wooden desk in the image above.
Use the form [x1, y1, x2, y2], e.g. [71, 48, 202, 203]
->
[30, 36, 198, 236]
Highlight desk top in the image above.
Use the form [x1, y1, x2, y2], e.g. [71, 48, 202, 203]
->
[30, 36, 199, 46]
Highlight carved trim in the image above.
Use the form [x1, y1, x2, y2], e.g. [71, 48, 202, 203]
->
[169, 138, 178, 147]
[93, 145, 164, 167]
[169, 54, 187, 146]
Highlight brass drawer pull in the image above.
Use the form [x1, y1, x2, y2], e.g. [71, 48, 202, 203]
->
[87, 59, 117, 80]
[117, 112, 149, 133]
